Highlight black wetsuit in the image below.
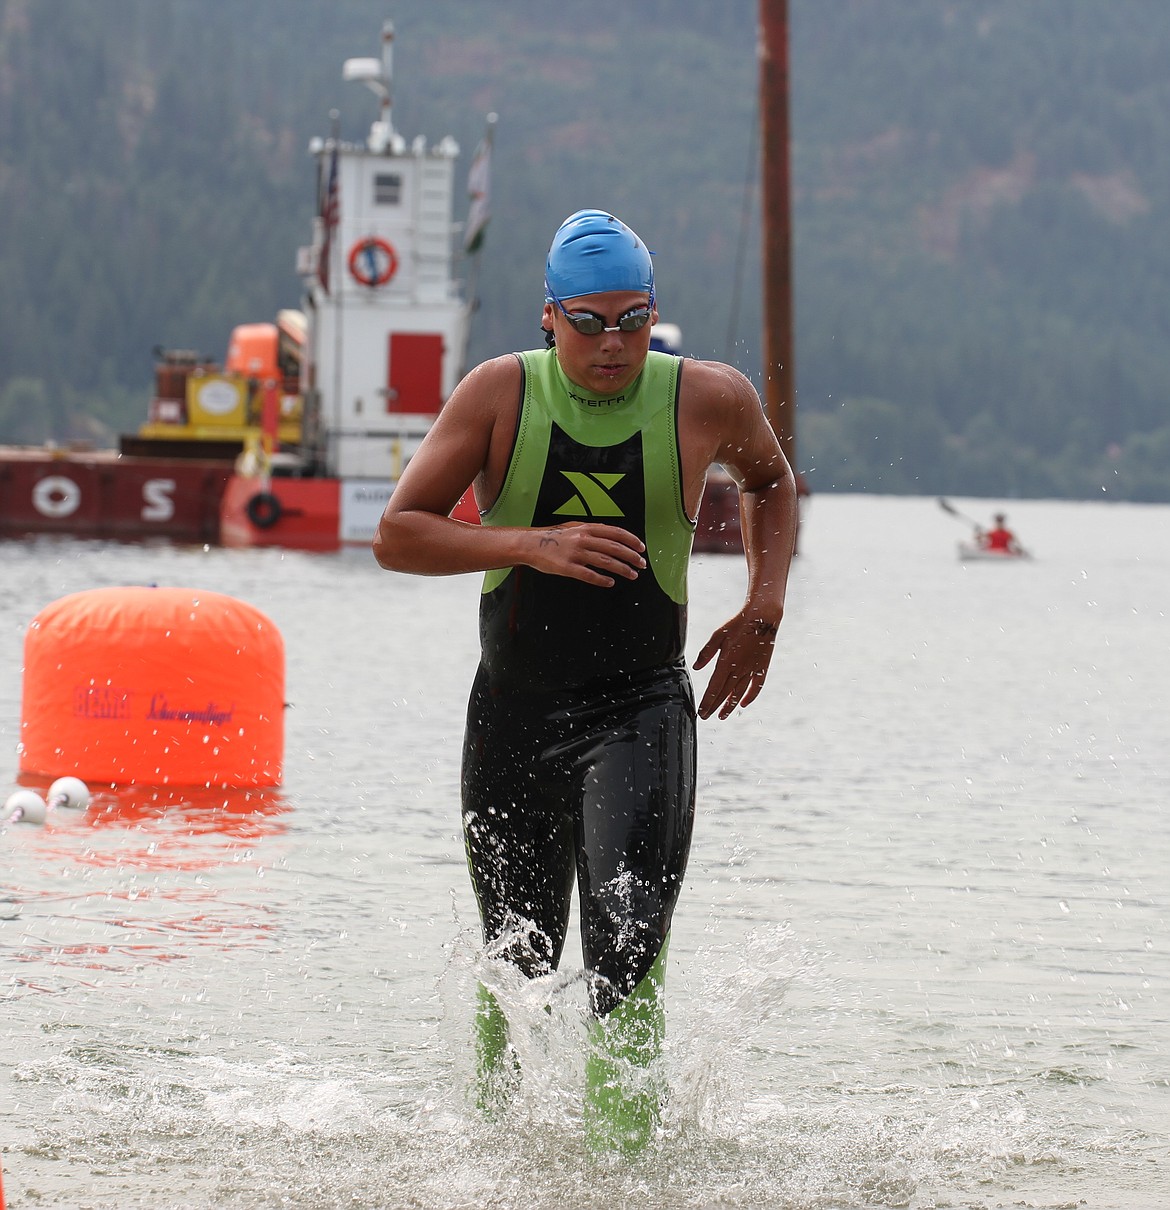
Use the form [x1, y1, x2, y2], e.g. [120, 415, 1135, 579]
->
[462, 347, 698, 1017]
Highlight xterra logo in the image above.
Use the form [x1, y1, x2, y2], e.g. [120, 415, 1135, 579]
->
[567, 390, 625, 407]
[553, 471, 625, 517]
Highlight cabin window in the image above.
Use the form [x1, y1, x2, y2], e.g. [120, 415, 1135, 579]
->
[374, 173, 402, 206]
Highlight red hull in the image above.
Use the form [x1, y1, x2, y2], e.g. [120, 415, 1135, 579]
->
[220, 476, 346, 552]
[220, 474, 484, 551]
[0, 447, 230, 543]
[0, 449, 745, 555]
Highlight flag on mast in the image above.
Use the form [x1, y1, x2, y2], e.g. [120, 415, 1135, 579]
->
[463, 113, 496, 255]
[318, 133, 340, 293]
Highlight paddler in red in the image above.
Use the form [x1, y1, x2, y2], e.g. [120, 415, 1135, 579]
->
[980, 512, 1023, 553]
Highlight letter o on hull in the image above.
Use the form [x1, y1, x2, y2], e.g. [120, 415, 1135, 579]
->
[19, 587, 284, 787]
[32, 475, 82, 518]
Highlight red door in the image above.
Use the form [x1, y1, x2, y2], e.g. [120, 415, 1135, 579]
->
[387, 332, 444, 414]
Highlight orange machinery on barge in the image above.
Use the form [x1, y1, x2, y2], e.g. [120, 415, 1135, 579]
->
[0, 313, 304, 545]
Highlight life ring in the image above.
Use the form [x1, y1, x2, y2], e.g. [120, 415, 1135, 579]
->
[32, 475, 82, 518]
[245, 491, 282, 529]
[348, 237, 398, 287]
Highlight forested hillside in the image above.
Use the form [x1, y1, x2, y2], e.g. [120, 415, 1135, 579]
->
[1, 0, 1168, 501]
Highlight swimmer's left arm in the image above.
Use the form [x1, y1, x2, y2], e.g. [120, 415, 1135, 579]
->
[689, 365, 798, 721]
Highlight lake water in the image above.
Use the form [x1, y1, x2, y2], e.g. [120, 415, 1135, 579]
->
[2, 493, 1167, 1209]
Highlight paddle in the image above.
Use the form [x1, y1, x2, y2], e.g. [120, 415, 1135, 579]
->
[937, 497, 980, 528]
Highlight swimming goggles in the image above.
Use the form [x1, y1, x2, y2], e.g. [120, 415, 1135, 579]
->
[549, 290, 655, 336]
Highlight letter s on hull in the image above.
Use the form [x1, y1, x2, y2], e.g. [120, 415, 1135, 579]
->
[141, 478, 176, 522]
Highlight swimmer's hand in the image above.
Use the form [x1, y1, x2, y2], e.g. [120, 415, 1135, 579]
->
[527, 522, 646, 586]
[694, 612, 781, 720]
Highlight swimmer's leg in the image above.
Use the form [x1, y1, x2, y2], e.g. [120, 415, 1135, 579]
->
[575, 674, 696, 1154]
[584, 938, 669, 1157]
[462, 671, 576, 1113]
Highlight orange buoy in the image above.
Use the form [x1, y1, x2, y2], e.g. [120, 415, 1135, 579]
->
[19, 587, 284, 787]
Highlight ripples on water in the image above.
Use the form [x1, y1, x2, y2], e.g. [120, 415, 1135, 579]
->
[1, 496, 1167, 1208]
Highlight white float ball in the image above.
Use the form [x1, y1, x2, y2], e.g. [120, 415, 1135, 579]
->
[48, 776, 91, 811]
[5, 789, 48, 825]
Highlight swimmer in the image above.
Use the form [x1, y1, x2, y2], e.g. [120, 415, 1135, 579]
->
[373, 209, 799, 1154]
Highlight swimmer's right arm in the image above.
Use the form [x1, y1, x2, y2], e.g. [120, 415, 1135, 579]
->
[372, 358, 645, 586]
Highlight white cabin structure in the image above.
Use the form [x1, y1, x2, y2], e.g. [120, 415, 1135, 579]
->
[296, 21, 469, 499]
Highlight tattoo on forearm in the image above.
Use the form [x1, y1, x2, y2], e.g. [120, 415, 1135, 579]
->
[754, 620, 779, 637]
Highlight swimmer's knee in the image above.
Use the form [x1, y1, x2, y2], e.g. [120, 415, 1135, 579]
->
[588, 933, 670, 1020]
[485, 913, 559, 978]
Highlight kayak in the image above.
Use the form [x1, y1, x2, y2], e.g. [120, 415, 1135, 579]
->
[958, 541, 1031, 562]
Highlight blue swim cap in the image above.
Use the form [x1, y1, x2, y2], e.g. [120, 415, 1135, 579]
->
[544, 209, 654, 301]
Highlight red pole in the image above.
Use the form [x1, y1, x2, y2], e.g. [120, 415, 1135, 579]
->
[261, 379, 280, 461]
[758, 0, 797, 474]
